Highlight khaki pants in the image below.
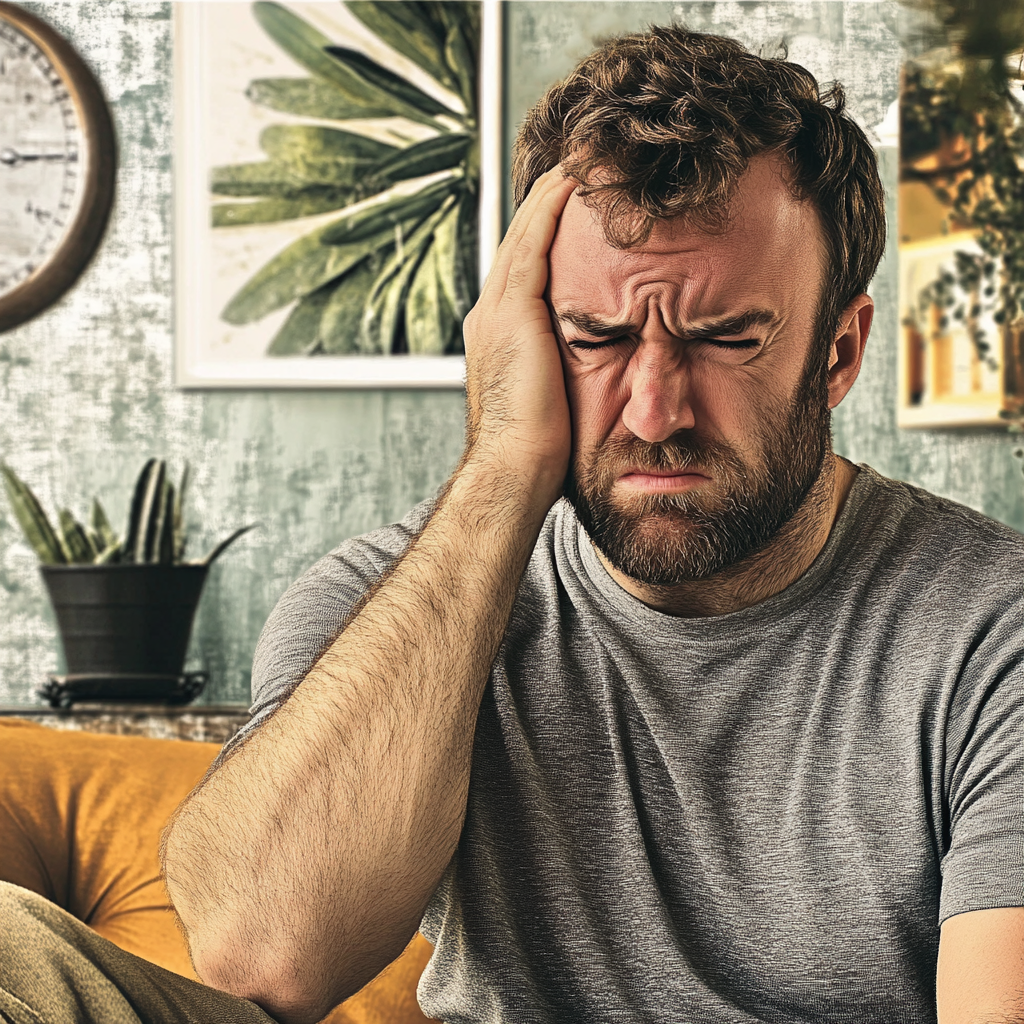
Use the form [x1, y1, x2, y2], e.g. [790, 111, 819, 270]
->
[0, 881, 276, 1024]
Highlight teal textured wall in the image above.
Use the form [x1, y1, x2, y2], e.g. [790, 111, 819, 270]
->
[0, 1, 1021, 706]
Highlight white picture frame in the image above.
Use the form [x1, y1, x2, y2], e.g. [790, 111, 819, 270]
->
[174, 1, 501, 389]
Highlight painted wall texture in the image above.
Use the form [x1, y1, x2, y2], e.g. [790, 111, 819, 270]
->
[0, 1, 1021, 706]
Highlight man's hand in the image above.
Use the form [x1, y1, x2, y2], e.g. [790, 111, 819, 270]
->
[160, 168, 577, 1024]
[462, 165, 578, 511]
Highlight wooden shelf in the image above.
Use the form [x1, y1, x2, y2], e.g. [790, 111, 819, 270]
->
[0, 704, 251, 744]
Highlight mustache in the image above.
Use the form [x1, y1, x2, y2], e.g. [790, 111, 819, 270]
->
[578, 432, 747, 481]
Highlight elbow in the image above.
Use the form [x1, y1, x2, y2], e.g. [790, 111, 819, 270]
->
[162, 844, 337, 1022]
[189, 924, 421, 1024]
[190, 939, 343, 1024]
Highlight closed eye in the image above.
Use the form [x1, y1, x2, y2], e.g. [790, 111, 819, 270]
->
[705, 338, 761, 350]
[566, 336, 762, 353]
[566, 338, 627, 351]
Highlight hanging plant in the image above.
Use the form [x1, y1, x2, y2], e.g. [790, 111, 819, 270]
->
[899, 0, 1024, 382]
[211, 1, 480, 357]
[901, 55, 1024, 370]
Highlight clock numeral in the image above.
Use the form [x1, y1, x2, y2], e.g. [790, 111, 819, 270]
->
[24, 200, 52, 225]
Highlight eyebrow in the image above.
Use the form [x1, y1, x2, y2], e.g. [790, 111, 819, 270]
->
[554, 307, 779, 343]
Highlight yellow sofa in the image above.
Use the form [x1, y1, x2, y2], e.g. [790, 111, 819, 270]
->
[0, 719, 435, 1024]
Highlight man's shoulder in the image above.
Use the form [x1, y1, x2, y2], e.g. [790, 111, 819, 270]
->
[853, 464, 1024, 584]
[245, 498, 437, 723]
[316, 497, 436, 580]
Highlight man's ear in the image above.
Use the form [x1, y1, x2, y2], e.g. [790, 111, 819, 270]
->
[827, 294, 873, 410]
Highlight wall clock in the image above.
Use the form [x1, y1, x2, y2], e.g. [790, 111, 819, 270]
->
[0, 2, 115, 332]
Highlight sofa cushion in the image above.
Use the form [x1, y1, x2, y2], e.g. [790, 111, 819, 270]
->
[0, 718, 220, 977]
[0, 719, 435, 1023]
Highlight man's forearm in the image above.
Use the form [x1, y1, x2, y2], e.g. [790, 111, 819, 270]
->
[161, 460, 554, 1023]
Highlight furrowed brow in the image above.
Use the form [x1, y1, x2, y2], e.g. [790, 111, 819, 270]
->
[679, 309, 778, 342]
[556, 309, 636, 338]
[555, 307, 778, 342]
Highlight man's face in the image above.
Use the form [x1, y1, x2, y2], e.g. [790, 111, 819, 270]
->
[548, 155, 835, 586]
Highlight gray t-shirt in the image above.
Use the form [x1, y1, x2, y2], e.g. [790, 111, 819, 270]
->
[240, 465, 1024, 1023]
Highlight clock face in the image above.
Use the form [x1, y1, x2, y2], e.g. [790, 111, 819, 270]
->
[0, 17, 82, 301]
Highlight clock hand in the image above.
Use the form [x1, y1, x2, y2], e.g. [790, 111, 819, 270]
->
[0, 147, 75, 167]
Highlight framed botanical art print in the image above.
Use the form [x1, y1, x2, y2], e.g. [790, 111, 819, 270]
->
[175, 1, 501, 388]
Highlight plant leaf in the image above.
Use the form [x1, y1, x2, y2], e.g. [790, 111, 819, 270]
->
[210, 131, 417, 224]
[96, 540, 122, 565]
[361, 252, 425, 354]
[249, 126, 393, 196]
[89, 497, 118, 550]
[372, 133, 472, 186]
[123, 458, 153, 563]
[58, 509, 95, 564]
[174, 464, 189, 562]
[317, 258, 379, 353]
[432, 200, 463, 318]
[261, 124, 398, 165]
[454, 193, 480, 316]
[433, 215, 465, 356]
[0, 463, 65, 564]
[200, 524, 257, 567]
[323, 46, 457, 119]
[125, 458, 164, 564]
[221, 216, 416, 325]
[156, 481, 175, 565]
[360, 197, 454, 352]
[443, 21, 476, 117]
[246, 77, 395, 120]
[253, 3, 447, 129]
[213, 193, 359, 227]
[405, 240, 454, 354]
[253, 3, 401, 113]
[95, 540, 122, 565]
[363, 198, 453, 308]
[212, 136, 387, 195]
[452, 1, 481, 46]
[210, 160, 322, 198]
[86, 527, 103, 555]
[267, 284, 336, 356]
[139, 462, 166, 564]
[424, 0, 479, 36]
[344, 1, 458, 94]
[320, 173, 460, 244]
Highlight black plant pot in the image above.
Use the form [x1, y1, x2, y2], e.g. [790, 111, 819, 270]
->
[40, 564, 209, 705]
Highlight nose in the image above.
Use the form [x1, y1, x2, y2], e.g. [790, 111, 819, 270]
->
[620, 345, 697, 443]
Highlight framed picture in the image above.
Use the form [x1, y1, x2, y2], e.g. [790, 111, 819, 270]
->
[897, 51, 1024, 427]
[174, 1, 501, 388]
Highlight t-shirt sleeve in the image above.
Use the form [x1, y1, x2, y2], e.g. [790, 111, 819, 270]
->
[219, 499, 436, 760]
[939, 599, 1024, 923]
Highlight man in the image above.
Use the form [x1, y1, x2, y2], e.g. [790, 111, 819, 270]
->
[2, 25, 1023, 1024]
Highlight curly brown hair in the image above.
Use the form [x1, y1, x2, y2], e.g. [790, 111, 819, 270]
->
[512, 26, 886, 341]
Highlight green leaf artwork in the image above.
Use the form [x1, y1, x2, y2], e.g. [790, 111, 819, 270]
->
[212, 1, 480, 358]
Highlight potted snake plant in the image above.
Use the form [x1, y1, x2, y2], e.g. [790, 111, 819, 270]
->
[1, 458, 254, 706]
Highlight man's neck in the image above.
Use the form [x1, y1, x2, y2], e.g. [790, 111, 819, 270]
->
[594, 453, 859, 618]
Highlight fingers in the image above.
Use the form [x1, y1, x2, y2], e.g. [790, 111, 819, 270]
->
[481, 166, 576, 302]
[460, 166, 575, 504]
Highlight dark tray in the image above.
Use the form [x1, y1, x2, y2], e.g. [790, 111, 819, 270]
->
[39, 672, 208, 709]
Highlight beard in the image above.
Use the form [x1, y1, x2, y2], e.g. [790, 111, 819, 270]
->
[563, 354, 833, 587]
